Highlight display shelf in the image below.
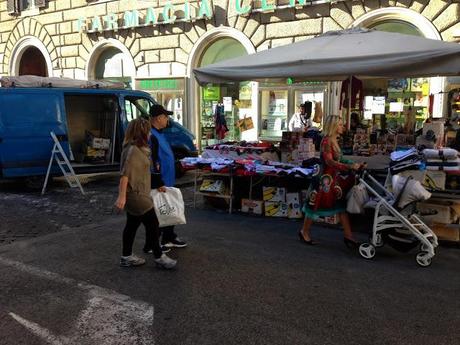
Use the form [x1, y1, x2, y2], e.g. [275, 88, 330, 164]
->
[193, 168, 234, 214]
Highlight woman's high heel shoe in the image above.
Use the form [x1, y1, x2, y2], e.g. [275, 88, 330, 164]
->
[298, 231, 316, 245]
[343, 237, 360, 249]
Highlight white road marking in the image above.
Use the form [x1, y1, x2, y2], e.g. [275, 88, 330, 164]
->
[0, 256, 154, 345]
[8, 312, 69, 345]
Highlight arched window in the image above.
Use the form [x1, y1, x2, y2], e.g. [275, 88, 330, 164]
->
[19, 46, 47, 77]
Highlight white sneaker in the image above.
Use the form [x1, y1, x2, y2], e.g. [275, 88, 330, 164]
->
[154, 254, 177, 269]
[120, 255, 146, 267]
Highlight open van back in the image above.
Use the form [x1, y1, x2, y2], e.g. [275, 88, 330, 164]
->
[0, 83, 153, 178]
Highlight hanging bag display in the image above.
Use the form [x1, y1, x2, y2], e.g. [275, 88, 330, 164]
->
[237, 115, 254, 132]
[150, 187, 186, 227]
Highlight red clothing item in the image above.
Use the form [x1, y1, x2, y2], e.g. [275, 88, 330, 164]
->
[340, 76, 364, 111]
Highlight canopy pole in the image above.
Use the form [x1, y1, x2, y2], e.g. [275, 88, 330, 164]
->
[347, 75, 352, 130]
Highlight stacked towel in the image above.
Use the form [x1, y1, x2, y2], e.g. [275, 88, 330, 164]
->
[423, 148, 460, 171]
[389, 148, 422, 175]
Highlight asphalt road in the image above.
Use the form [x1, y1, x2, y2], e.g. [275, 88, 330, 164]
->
[0, 206, 459, 345]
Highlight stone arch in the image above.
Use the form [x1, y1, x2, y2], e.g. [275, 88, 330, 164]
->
[3, 17, 57, 76]
[85, 38, 136, 82]
[186, 26, 256, 140]
[351, 7, 441, 40]
[352, 7, 445, 118]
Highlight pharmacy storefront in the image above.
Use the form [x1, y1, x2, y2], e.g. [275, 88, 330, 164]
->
[1, 0, 459, 148]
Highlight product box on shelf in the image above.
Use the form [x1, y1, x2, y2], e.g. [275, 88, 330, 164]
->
[315, 214, 339, 224]
[423, 171, 446, 190]
[286, 193, 303, 219]
[417, 201, 453, 224]
[431, 224, 460, 242]
[241, 199, 264, 215]
[85, 130, 110, 150]
[263, 186, 286, 202]
[264, 201, 288, 217]
[200, 179, 226, 195]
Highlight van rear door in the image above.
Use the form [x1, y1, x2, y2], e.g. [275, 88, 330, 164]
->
[0, 89, 67, 177]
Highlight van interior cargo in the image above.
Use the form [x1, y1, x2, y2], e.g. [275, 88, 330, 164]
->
[64, 94, 121, 165]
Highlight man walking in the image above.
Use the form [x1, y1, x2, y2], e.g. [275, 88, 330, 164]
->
[144, 104, 187, 254]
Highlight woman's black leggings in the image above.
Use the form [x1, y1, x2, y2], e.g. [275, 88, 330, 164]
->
[122, 208, 162, 258]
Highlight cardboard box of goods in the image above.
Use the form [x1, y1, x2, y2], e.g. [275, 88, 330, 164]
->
[241, 199, 264, 215]
[263, 186, 286, 202]
[86, 130, 110, 150]
[264, 201, 288, 217]
[431, 224, 460, 242]
[200, 179, 226, 194]
[286, 193, 303, 219]
[423, 171, 446, 190]
[83, 145, 106, 158]
[417, 201, 453, 224]
[324, 215, 339, 224]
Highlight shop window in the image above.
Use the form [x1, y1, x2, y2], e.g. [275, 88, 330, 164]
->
[136, 79, 185, 125]
[7, 0, 46, 14]
[198, 38, 250, 148]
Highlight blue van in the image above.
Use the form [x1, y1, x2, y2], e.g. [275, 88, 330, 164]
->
[0, 85, 197, 178]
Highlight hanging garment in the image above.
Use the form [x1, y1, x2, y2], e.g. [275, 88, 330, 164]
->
[288, 112, 303, 131]
[340, 76, 364, 111]
[313, 101, 323, 123]
[214, 104, 228, 140]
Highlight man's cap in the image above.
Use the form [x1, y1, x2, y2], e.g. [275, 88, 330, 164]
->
[149, 103, 173, 117]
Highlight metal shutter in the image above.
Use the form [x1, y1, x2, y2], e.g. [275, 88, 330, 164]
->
[7, 0, 19, 14]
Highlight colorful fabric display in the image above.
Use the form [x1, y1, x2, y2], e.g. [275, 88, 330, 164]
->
[425, 158, 460, 167]
[390, 148, 417, 162]
[423, 148, 458, 160]
[390, 148, 422, 174]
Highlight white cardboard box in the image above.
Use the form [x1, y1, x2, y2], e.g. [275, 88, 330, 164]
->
[264, 201, 288, 217]
[286, 193, 303, 219]
[241, 199, 264, 215]
[263, 187, 286, 202]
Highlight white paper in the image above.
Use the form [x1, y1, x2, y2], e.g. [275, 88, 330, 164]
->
[223, 97, 232, 112]
[389, 102, 404, 112]
[363, 96, 373, 120]
[372, 96, 386, 114]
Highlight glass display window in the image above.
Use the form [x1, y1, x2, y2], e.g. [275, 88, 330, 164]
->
[135, 78, 185, 125]
[199, 82, 252, 148]
[259, 89, 288, 139]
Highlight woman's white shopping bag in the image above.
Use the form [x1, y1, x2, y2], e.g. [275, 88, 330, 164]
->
[346, 183, 369, 214]
[151, 187, 186, 227]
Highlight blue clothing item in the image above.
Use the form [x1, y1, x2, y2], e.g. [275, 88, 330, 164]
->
[151, 128, 175, 187]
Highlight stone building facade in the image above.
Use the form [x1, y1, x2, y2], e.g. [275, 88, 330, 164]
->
[0, 0, 459, 144]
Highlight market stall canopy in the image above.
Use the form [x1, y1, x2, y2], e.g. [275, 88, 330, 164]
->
[193, 28, 460, 84]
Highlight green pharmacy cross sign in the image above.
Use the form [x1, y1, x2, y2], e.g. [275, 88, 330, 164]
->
[77, 0, 336, 33]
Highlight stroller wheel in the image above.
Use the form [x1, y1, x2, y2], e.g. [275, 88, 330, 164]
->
[359, 243, 376, 260]
[416, 252, 432, 267]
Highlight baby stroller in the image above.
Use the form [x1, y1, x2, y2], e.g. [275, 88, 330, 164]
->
[355, 171, 438, 267]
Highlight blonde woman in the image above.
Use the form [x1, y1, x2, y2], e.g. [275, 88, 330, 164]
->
[115, 117, 176, 269]
[300, 115, 363, 248]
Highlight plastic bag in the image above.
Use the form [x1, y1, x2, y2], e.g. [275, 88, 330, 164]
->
[346, 183, 369, 214]
[151, 187, 186, 227]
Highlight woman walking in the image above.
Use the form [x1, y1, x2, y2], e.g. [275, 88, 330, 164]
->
[299, 115, 363, 248]
[115, 117, 176, 269]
